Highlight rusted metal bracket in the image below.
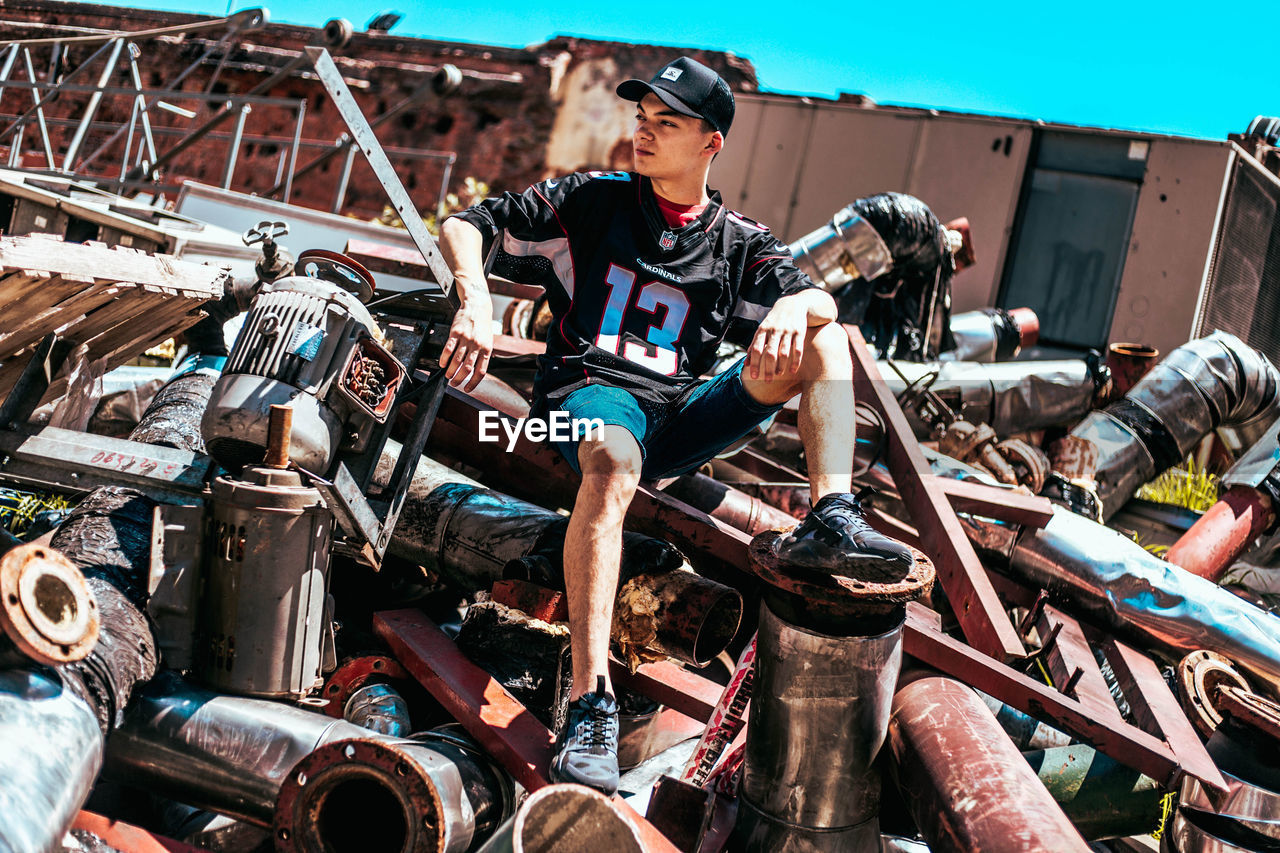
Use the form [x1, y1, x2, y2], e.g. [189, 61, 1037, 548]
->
[847, 325, 1026, 660]
[904, 599, 1228, 792]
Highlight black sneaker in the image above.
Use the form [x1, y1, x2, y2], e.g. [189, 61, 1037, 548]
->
[775, 491, 914, 581]
[549, 676, 620, 795]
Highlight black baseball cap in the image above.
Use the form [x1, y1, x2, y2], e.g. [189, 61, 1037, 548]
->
[617, 56, 735, 137]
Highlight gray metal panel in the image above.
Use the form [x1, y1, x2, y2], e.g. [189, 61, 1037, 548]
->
[1108, 139, 1232, 354]
[905, 118, 1033, 310]
[9, 198, 67, 237]
[787, 109, 919, 241]
[711, 98, 813, 234]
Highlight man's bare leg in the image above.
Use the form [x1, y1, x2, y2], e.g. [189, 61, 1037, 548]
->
[743, 322, 855, 502]
[563, 426, 642, 699]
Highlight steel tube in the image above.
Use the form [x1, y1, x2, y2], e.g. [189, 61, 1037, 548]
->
[0, 543, 99, 665]
[1022, 745, 1162, 840]
[995, 507, 1280, 696]
[888, 672, 1089, 853]
[882, 358, 1100, 438]
[944, 307, 1038, 363]
[1166, 486, 1275, 581]
[0, 667, 102, 853]
[661, 472, 799, 537]
[1071, 332, 1280, 519]
[734, 601, 899, 850]
[103, 673, 511, 853]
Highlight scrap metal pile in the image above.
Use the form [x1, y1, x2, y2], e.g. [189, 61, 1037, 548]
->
[1, 37, 1280, 853]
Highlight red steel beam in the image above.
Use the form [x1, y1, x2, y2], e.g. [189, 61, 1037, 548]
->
[374, 608, 555, 793]
[930, 475, 1056, 529]
[903, 602, 1226, 791]
[847, 325, 1025, 660]
[610, 658, 722, 724]
[1035, 604, 1125, 728]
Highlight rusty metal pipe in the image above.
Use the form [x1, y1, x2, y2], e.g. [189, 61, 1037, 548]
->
[1022, 745, 1163, 840]
[888, 672, 1090, 852]
[661, 472, 798, 537]
[1167, 486, 1276, 581]
[383, 444, 741, 667]
[0, 543, 98, 666]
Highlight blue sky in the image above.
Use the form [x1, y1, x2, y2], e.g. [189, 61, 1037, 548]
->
[91, 0, 1271, 141]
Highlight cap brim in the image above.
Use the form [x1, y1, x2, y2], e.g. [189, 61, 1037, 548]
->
[615, 80, 703, 120]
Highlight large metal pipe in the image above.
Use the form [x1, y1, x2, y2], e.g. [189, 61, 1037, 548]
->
[970, 506, 1280, 696]
[882, 357, 1104, 438]
[1069, 331, 1280, 519]
[660, 472, 799, 537]
[102, 672, 511, 853]
[733, 601, 900, 850]
[888, 672, 1090, 853]
[384, 446, 742, 667]
[0, 667, 103, 853]
[0, 542, 99, 667]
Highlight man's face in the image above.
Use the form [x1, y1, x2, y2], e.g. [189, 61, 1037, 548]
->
[631, 93, 720, 180]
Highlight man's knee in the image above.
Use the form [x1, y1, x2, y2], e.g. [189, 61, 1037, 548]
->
[802, 321, 853, 375]
[577, 427, 643, 491]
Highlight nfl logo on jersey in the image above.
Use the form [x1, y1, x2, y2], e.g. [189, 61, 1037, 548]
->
[659, 230, 677, 250]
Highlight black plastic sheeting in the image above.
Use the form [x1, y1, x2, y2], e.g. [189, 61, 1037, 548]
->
[836, 192, 956, 361]
[44, 356, 216, 732]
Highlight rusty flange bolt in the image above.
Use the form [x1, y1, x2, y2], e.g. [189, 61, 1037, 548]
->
[0, 544, 99, 665]
[748, 530, 935, 620]
[274, 739, 444, 853]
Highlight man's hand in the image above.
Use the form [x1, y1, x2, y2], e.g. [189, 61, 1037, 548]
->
[440, 303, 493, 392]
[747, 297, 810, 380]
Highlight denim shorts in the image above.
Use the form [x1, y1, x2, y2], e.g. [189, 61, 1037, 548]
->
[548, 358, 784, 480]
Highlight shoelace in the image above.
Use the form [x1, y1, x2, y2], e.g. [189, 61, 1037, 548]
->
[577, 704, 616, 749]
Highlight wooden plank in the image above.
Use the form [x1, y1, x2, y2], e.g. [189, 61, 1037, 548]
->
[0, 271, 55, 325]
[847, 325, 1025, 660]
[0, 234, 225, 296]
[0, 281, 118, 359]
[930, 475, 1056, 529]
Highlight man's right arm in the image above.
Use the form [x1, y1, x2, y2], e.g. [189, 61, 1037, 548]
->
[439, 216, 494, 392]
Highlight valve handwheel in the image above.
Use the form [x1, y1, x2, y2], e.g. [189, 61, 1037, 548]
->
[242, 220, 290, 246]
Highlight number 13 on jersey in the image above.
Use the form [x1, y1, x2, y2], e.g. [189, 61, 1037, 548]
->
[593, 263, 691, 376]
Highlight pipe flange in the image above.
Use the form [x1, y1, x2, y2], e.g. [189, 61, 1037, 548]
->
[274, 738, 445, 853]
[1218, 685, 1280, 744]
[0, 544, 99, 664]
[996, 439, 1051, 493]
[748, 531, 935, 619]
[1177, 650, 1251, 740]
[939, 420, 997, 462]
[321, 655, 409, 719]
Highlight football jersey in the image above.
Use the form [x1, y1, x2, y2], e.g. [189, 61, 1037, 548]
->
[450, 171, 820, 408]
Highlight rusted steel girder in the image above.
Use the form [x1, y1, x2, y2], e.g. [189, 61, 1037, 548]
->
[846, 324, 1026, 660]
[888, 671, 1091, 853]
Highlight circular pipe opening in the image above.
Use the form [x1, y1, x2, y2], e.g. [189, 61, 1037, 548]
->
[1109, 342, 1159, 360]
[693, 590, 743, 666]
[32, 574, 78, 631]
[315, 776, 409, 852]
[516, 786, 641, 853]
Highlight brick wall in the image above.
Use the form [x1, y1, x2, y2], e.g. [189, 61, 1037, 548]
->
[0, 1, 757, 217]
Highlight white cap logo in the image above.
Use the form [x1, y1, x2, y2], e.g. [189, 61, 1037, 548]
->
[660, 67, 683, 81]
